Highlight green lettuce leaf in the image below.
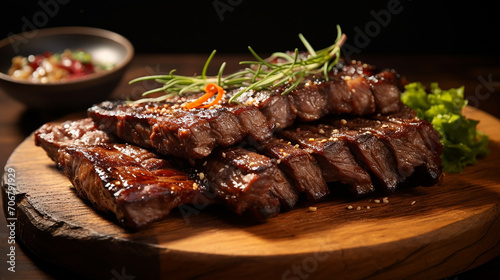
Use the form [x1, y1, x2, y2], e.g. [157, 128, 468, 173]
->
[401, 82, 489, 173]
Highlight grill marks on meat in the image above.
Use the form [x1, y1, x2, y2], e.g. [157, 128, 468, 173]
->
[35, 119, 210, 229]
[88, 101, 272, 160]
[60, 143, 207, 229]
[234, 67, 402, 130]
[256, 138, 329, 201]
[203, 146, 298, 221]
[88, 60, 403, 160]
[33, 58, 445, 229]
[35, 118, 116, 162]
[34, 112, 443, 228]
[35, 119, 301, 227]
[275, 106, 442, 195]
[325, 113, 443, 188]
[300, 124, 403, 192]
[278, 128, 375, 196]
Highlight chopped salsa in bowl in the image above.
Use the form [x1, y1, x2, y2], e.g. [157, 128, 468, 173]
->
[8, 49, 114, 83]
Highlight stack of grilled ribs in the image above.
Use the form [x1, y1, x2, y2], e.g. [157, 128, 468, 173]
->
[35, 59, 443, 230]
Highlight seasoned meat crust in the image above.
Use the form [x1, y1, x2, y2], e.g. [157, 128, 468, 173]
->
[35, 118, 116, 162]
[35, 119, 300, 227]
[203, 146, 298, 221]
[33, 57, 444, 230]
[59, 143, 206, 229]
[35, 119, 209, 229]
[88, 59, 404, 160]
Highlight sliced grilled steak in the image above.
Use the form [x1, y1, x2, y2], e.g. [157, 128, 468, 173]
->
[278, 128, 375, 196]
[35, 118, 116, 162]
[368, 69, 403, 114]
[371, 106, 443, 155]
[89, 59, 404, 160]
[32, 55, 445, 230]
[280, 109, 442, 195]
[88, 101, 273, 160]
[343, 75, 377, 115]
[203, 146, 298, 221]
[233, 65, 401, 125]
[35, 119, 210, 229]
[256, 138, 329, 201]
[300, 124, 403, 192]
[36, 119, 302, 226]
[327, 114, 443, 187]
[330, 59, 402, 115]
[245, 89, 296, 130]
[59, 143, 209, 229]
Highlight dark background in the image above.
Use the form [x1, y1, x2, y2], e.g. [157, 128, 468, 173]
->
[1, 0, 498, 56]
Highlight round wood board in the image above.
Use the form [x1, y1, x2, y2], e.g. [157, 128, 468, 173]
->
[2, 107, 500, 280]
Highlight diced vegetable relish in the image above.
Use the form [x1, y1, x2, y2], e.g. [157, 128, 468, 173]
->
[8, 49, 113, 83]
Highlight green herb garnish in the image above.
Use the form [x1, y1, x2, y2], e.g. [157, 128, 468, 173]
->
[401, 82, 489, 173]
[70, 50, 92, 64]
[129, 25, 347, 104]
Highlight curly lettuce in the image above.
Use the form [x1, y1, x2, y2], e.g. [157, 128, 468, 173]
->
[401, 82, 489, 173]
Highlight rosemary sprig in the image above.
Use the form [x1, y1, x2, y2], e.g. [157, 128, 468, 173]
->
[129, 25, 347, 104]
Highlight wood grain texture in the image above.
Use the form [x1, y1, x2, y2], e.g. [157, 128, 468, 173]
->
[2, 106, 500, 280]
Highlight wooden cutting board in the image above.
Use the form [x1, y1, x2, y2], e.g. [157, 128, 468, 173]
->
[2, 107, 500, 280]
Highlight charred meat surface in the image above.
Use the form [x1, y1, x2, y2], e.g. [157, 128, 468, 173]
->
[35, 119, 209, 229]
[59, 143, 208, 229]
[88, 59, 403, 160]
[278, 107, 443, 196]
[371, 106, 443, 156]
[32, 57, 445, 230]
[35, 118, 116, 162]
[300, 124, 403, 192]
[326, 111, 443, 187]
[202, 146, 298, 221]
[279, 127, 375, 196]
[88, 101, 273, 160]
[232, 65, 402, 125]
[256, 138, 329, 201]
[35, 119, 300, 227]
[368, 70, 403, 114]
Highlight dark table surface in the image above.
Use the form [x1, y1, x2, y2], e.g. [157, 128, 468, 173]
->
[1, 54, 500, 279]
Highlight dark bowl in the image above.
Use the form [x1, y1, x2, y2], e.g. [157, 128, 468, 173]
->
[0, 26, 134, 110]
